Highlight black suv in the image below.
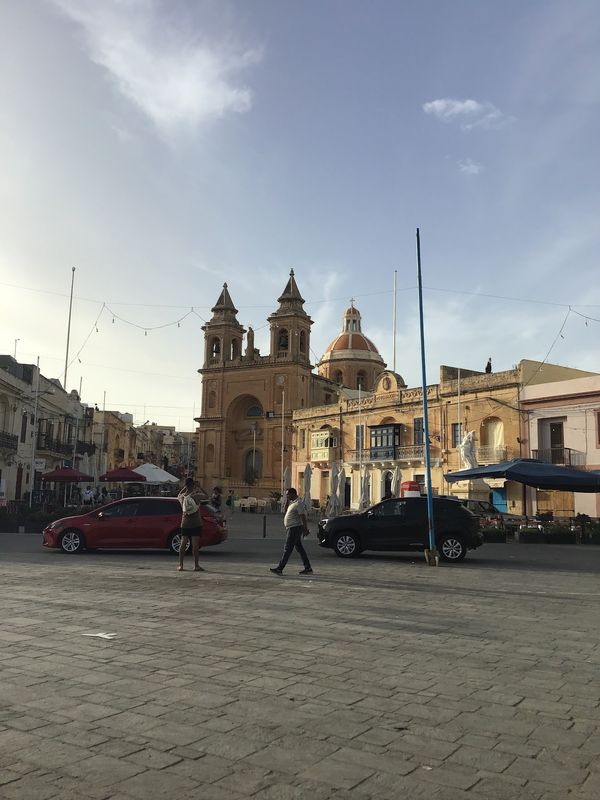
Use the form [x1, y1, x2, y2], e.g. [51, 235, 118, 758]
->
[317, 497, 483, 562]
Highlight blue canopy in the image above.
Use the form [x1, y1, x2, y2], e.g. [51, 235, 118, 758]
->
[444, 458, 600, 493]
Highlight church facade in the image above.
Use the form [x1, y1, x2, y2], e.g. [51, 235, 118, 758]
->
[195, 272, 342, 497]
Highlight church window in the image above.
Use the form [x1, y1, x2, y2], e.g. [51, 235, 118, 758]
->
[299, 330, 306, 353]
[231, 339, 240, 359]
[246, 405, 262, 417]
[210, 337, 221, 357]
[334, 370, 343, 384]
[208, 391, 216, 409]
[357, 371, 366, 390]
[278, 329, 289, 350]
[206, 443, 215, 462]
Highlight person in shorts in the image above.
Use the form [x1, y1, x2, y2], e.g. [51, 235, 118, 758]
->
[177, 478, 204, 572]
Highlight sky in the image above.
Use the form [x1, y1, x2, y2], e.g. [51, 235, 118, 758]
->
[1, 0, 599, 428]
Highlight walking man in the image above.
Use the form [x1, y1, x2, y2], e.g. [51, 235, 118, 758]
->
[270, 487, 313, 576]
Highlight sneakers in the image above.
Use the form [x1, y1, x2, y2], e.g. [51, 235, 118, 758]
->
[269, 567, 283, 575]
[298, 568, 313, 575]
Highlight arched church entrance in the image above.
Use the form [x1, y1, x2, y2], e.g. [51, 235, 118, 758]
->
[225, 395, 265, 484]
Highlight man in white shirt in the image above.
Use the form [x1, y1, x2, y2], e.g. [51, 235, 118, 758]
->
[270, 487, 313, 576]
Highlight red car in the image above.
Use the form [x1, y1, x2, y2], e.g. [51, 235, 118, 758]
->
[42, 497, 227, 554]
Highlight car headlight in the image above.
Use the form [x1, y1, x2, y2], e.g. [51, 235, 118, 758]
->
[320, 518, 329, 526]
[48, 520, 64, 531]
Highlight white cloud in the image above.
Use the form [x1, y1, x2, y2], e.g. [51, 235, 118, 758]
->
[51, 0, 261, 138]
[458, 158, 483, 175]
[423, 98, 510, 130]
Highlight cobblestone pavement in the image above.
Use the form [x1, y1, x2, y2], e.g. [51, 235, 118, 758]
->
[1, 538, 599, 799]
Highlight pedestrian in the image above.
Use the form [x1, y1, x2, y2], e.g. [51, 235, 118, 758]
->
[177, 477, 204, 572]
[270, 487, 313, 576]
[83, 486, 94, 506]
[211, 486, 222, 511]
[225, 489, 235, 515]
[100, 486, 108, 504]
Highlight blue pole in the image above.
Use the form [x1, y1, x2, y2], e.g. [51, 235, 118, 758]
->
[416, 229, 437, 556]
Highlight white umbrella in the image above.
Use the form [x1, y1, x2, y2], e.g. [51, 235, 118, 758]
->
[359, 466, 370, 510]
[391, 465, 401, 497]
[302, 463, 312, 512]
[326, 462, 340, 517]
[134, 463, 179, 483]
[336, 466, 346, 510]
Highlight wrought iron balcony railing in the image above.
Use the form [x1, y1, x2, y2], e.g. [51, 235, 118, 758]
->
[475, 446, 507, 464]
[531, 447, 585, 467]
[346, 445, 426, 464]
[36, 434, 73, 456]
[0, 431, 18, 452]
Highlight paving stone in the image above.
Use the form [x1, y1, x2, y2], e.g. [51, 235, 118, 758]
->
[118, 768, 197, 799]
[299, 756, 375, 790]
[0, 775, 61, 799]
[60, 753, 145, 785]
[125, 746, 183, 769]
[506, 756, 589, 787]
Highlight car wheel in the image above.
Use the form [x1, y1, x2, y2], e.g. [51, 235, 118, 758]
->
[439, 534, 466, 562]
[169, 532, 190, 555]
[60, 529, 85, 554]
[334, 532, 361, 558]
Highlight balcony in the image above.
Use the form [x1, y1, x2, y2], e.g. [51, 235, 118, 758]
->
[476, 446, 507, 465]
[76, 441, 96, 456]
[36, 434, 73, 456]
[0, 431, 18, 452]
[532, 447, 585, 467]
[346, 445, 426, 465]
[310, 446, 339, 465]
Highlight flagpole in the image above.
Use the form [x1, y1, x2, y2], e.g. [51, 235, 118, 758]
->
[392, 269, 397, 372]
[416, 229, 438, 566]
[63, 267, 76, 390]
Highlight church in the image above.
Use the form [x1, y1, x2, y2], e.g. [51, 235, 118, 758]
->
[195, 271, 386, 497]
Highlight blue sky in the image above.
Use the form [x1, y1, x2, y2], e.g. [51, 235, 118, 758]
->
[1, 0, 599, 426]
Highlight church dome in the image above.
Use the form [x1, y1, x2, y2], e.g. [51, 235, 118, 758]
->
[322, 303, 382, 359]
[317, 303, 386, 391]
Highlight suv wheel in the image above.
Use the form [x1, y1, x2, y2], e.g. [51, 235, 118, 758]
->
[60, 529, 85, 554]
[334, 532, 360, 558]
[439, 534, 466, 562]
[169, 532, 190, 555]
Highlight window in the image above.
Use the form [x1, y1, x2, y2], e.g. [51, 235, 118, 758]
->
[333, 370, 343, 384]
[355, 424, 365, 451]
[20, 412, 28, 443]
[451, 422, 463, 449]
[278, 329, 289, 350]
[300, 429, 306, 449]
[246, 406, 262, 417]
[210, 337, 221, 357]
[413, 418, 424, 446]
[357, 371, 366, 390]
[101, 501, 138, 518]
[139, 499, 179, 516]
[299, 330, 306, 353]
[231, 339, 240, 359]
